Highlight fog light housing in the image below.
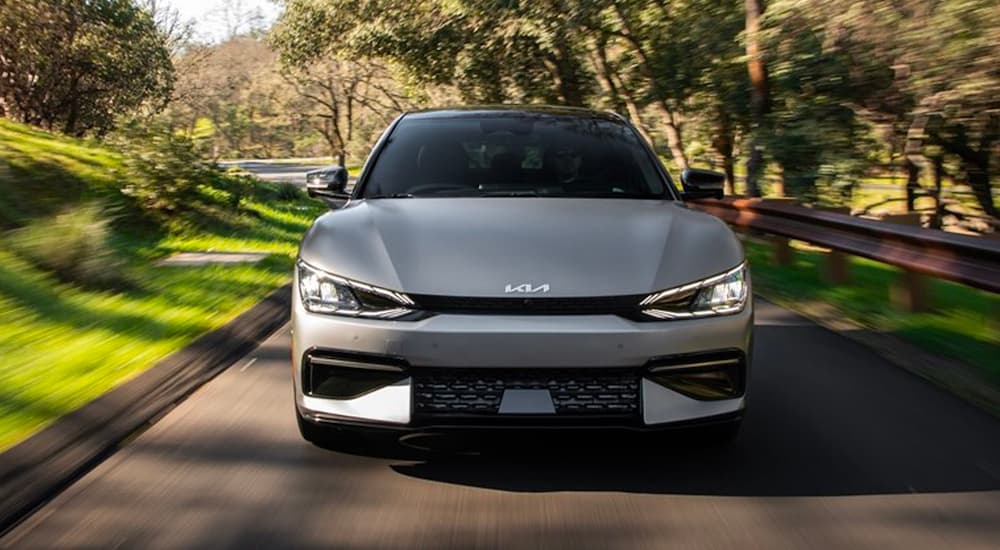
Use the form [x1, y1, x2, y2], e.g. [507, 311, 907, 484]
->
[304, 350, 408, 399]
[645, 352, 745, 400]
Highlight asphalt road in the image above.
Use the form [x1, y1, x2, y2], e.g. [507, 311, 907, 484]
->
[223, 161, 331, 184]
[3, 300, 999, 549]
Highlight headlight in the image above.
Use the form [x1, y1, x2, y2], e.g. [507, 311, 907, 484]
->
[297, 260, 416, 319]
[640, 263, 747, 320]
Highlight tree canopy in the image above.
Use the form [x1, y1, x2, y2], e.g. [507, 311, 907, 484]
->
[0, 0, 174, 136]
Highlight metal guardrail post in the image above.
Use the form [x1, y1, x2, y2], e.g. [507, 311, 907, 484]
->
[770, 236, 793, 266]
[880, 213, 930, 312]
[816, 206, 852, 285]
[824, 251, 851, 285]
[890, 269, 929, 312]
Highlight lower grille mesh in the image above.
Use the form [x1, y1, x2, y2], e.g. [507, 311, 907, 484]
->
[412, 369, 640, 416]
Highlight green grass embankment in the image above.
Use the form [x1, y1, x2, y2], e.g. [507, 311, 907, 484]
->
[746, 240, 999, 381]
[0, 119, 325, 450]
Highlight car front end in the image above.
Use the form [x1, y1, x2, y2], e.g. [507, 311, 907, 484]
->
[293, 107, 752, 444]
[293, 261, 751, 434]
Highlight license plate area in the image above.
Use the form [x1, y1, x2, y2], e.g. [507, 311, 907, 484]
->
[498, 389, 556, 414]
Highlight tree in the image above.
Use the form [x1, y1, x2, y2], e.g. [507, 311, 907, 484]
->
[0, 0, 174, 135]
[282, 58, 408, 165]
[140, 0, 196, 55]
[273, 0, 597, 106]
[743, 0, 768, 197]
[165, 37, 292, 158]
[272, 0, 738, 172]
[763, 0, 998, 216]
[212, 0, 272, 41]
[895, 0, 1000, 218]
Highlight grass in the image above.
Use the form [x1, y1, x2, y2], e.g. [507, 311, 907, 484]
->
[0, 119, 124, 226]
[746, 240, 1000, 382]
[0, 119, 326, 451]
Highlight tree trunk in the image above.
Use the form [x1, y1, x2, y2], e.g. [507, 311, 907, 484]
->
[552, 40, 587, 107]
[930, 156, 944, 230]
[927, 119, 998, 219]
[744, 0, 769, 198]
[590, 46, 623, 110]
[621, 93, 655, 149]
[965, 162, 997, 219]
[610, 4, 688, 169]
[905, 158, 919, 212]
[591, 40, 655, 147]
[712, 109, 735, 195]
[654, 102, 688, 170]
[963, 120, 998, 220]
[62, 74, 81, 135]
[723, 154, 735, 196]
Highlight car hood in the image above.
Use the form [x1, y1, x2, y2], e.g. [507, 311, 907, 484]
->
[298, 198, 743, 297]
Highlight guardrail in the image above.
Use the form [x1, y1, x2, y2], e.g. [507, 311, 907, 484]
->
[690, 197, 1000, 309]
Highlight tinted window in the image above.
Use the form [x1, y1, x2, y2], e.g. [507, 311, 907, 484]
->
[361, 115, 669, 199]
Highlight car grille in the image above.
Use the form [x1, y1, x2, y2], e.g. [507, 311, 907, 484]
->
[408, 294, 645, 315]
[412, 368, 640, 417]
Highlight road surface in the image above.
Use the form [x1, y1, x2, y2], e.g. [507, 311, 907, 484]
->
[222, 161, 331, 184]
[3, 300, 999, 549]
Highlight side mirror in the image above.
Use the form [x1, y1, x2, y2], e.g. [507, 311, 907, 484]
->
[329, 166, 349, 193]
[306, 165, 351, 208]
[680, 168, 725, 200]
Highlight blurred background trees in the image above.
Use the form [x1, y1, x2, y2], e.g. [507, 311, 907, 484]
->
[0, 0, 996, 230]
[0, 0, 174, 135]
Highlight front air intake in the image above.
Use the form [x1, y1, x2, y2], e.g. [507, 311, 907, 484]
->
[303, 349, 408, 400]
[412, 368, 640, 417]
[644, 350, 746, 401]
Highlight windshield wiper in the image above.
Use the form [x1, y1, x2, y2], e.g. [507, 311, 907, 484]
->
[479, 190, 539, 197]
[568, 191, 661, 199]
[366, 193, 415, 199]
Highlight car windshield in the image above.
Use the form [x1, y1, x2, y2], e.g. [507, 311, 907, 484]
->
[360, 114, 671, 199]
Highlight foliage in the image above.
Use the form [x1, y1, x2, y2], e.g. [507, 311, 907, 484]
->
[0, 119, 326, 449]
[275, 182, 305, 201]
[762, 0, 999, 211]
[5, 203, 128, 289]
[160, 35, 409, 163]
[268, 0, 998, 219]
[271, 0, 597, 105]
[280, 57, 409, 165]
[0, 117, 275, 241]
[5, 0, 993, 220]
[111, 121, 218, 216]
[0, 119, 122, 227]
[0, 0, 174, 136]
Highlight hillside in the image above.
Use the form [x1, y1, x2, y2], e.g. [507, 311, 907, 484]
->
[0, 120, 324, 450]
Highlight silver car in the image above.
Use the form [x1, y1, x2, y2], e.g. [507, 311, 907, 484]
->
[293, 106, 751, 446]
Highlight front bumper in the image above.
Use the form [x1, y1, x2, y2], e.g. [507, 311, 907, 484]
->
[292, 287, 753, 431]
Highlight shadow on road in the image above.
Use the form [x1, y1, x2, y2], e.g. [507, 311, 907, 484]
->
[335, 317, 1000, 497]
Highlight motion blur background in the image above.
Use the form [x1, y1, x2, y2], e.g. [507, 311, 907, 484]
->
[0, 0, 997, 450]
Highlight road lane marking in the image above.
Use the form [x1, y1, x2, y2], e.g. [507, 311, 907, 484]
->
[240, 357, 258, 372]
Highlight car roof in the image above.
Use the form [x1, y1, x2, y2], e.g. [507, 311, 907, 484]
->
[403, 105, 624, 123]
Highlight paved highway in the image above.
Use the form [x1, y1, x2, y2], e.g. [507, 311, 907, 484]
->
[3, 301, 999, 549]
[222, 160, 330, 184]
